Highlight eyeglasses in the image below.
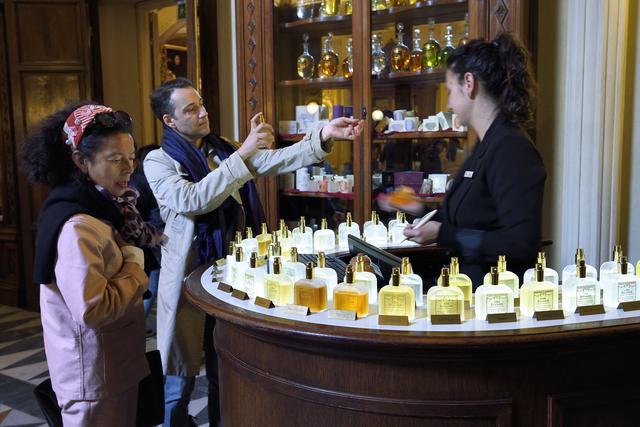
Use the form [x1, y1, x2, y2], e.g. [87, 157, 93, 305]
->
[86, 110, 133, 134]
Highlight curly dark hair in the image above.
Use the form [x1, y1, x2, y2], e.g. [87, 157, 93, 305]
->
[447, 33, 536, 128]
[150, 77, 194, 120]
[21, 102, 133, 187]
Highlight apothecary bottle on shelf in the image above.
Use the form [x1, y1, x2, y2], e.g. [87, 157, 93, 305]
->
[391, 23, 410, 72]
[297, 33, 315, 79]
[318, 33, 339, 78]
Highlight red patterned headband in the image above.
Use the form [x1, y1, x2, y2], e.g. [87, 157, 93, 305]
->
[62, 104, 113, 149]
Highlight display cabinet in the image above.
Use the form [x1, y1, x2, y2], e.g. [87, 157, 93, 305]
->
[235, 0, 534, 230]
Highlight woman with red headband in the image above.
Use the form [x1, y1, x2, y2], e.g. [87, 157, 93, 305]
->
[22, 103, 164, 426]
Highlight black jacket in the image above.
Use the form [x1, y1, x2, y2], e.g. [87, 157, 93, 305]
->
[435, 113, 546, 286]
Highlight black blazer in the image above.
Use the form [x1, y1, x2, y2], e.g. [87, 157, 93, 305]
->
[435, 113, 546, 286]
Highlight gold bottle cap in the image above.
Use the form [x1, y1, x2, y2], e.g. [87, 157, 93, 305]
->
[373, 213, 379, 225]
[391, 267, 400, 286]
[246, 227, 253, 239]
[371, 210, 377, 221]
[401, 257, 412, 275]
[228, 242, 236, 256]
[274, 242, 281, 256]
[450, 257, 459, 275]
[279, 219, 286, 231]
[575, 248, 585, 264]
[318, 252, 326, 268]
[306, 262, 314, 279]
[537, 252, 546, 269]
[321, 218, 328, 230]
[396, 211, 402, 221]
[290, 247, 298, 262]
[400, 212, 406, 223]
[235, 246, 243, 262]
[299, 216, 306, 230]
[490, 266, 499, 285]
[356, 254, 365, 272]
[235, 231, 243, 245]
[619, 256, 628, 275]
[346, 212, 352, 226]
[577, 259, 586, 278]
[261, 222, 268, 235]
[613, 245, 622, 262]
[250, 252, 257, 268]
[534, 263, 544, 282]
[345, 264, 355, 284]
[497, 255, 507, 273]
[440, 267, 450, 287]
[267, 244, 274, 258]
[273, 257, 282, 275]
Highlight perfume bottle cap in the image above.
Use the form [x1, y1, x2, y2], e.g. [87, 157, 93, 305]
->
[613, 245, 622, 262]
[575, 248, 585, 264]
[537, 252, 546, 269]
[273, 257, 282, 275]
[396, 211, 402, 221]
[267, 244, 274, 258]
[534, 263, 544, 282]
[228, 242, 236, 256]
[274, 242, 282, 256]
[246, 227, 253, 239]
[318, 251, 326, 268]
[235, 231, 243, 245]
[400, 212, 406, 223]
[619, 256, 628, 275]
[401, 257, 412, 275]
[250, 252, 257, 268]
[290, 247, 298, 262]
[440, 267, 450, 287]
[345, 264, 354, 284]
[391, 267, 401, 286]
[346, 212, 353, 226]
[261, 222, 268, 235]
[299, 216, 306, 229]
[271, 231, 279, 243]
[356, 254, 365, 272]
[490, 266, 499, 285]
[306, 262, 314, 279]
[450, 257, 459, 275]
[497, 255, 507, 273]
[321, 218, 328, 230]
[235, 246, 243, 262]
[577, 259, 586, 278]
[371, 210, 377, 221]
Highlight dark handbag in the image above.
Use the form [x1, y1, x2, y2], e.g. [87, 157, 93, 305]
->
[34, 350, 164, 427]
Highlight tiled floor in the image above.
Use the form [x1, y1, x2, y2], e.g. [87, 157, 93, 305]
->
[0, 304, 210, 427]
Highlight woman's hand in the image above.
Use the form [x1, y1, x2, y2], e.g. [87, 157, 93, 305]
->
[403, 220, 442, 245]
[321, 117, 363, 141]
[238, 112, 275, 159]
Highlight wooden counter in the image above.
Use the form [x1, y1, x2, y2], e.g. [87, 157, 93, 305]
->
[185, 264, 640, 427]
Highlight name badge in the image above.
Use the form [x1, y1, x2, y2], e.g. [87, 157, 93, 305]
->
[464, 171, 474, 178]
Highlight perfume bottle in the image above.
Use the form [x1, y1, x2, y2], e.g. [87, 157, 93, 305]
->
[338, 211, 360, 247]
[321, 0, 339, 16]
[422, 18, 441, 70]
[562, 260, 600, 313]
[371, 34, 386, 76]
[342, 38, 354, 79]
[600, 245, 635, 282]
[520, 263, 559, 317]
[439, 257, 472, 303]
[439, 25, 455, 65]
[475, 266, 514, 319]
[313, 218, 336, 251]
[458, 13, 470, 47]
[244, 252, 266, 299]
[409, 28, 424, 72]
[256, 223, 271, 257]
[283, 247, 306, 283]
[602, 256, 640, 308]
[223, 242, 236, 284]
[398, 257, 423, 307]
[561, 248, 598, 285]
[264, 258, 294, 306]
[297, 33, 315, 79]
[523, 252, 559, 286]
[371, 0, 388, 11]
[280, 227, 294, 262]
[363, 210, 377, 235]
[292, 216, 314, 254]
[379, 267, 416, 321]
[318, 33, 339, 78]
[363, 212, 387, 244]
[354, 254, 378, 304]
[483, 255, 520, 297]
[389, 212, 408, 243]
[391, 23, 410, 71]
[334, 264, 369, 317]
[427, 268, 465, 320]
[313, 251, 338, 300]
[241, 227, 258, 261]
[267, 241, 282, 274]
[275, 219, 289, 240]
[230, 247, 248, 290]
[294, 262, 328, 312]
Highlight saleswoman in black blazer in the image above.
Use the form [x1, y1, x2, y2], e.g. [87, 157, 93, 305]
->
[403, 33, 546, 286]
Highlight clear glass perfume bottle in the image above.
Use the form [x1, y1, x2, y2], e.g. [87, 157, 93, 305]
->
[458, 13, 470, 47]
[363, 210, 377, 235]
[338, 211, 360, 247]
[398, 257, 423, 307]
[523, 252, 559, 286]
[230, 246, 248, 291]
[363, 212, 387, 245]
[475, 266, 514, 319]
[422, 18, 441, 71]
[320, 0, 339, 16]
[520, 263, 559, 317]
[297, 33, 315, 79]
[244, 252, 266, 299]
[256, 222, 272, 257]
[439, 25, 455, 66]
[602, 256, 640, 308]
[313, 251, 338, 301]
[294, 262, 328, 312]
[389, 212, 408, 243]
[427, 268, 464, 320]
[600, 245, 635, 282]
[354, 254, 378, 304]
[313, 218, 336, 252]
[439, 257, 472, 304]
[483, 255, 520, 297]
[409, 28, 424, 72]
[292, 216, 314, 254]
[223, 242, 236, 284]
[264, 258, 294, 306]
[334, 264, 369, 317]
[267, 241, 282, 274]
[562, 259, 600, 313]
[371, 34, 386, 76]
[275, 219, 289, 240]
[241, 227, 258, 261]
[561, 248, 597, 285]
[283, 247, 306, 283]
[379, 267, 416, 321]
[318, 33, 339, 78]
[280, 227, 294, 262]
[342, 38, 354, 79]
[391, 23, 410, 71]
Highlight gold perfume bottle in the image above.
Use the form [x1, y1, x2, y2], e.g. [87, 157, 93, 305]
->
[371, 0, 388, 11]
[342, 38, 353, 79]
[427, 267, 465, 320]
[334, 265, 369, 317]
[422, 18, 441, 70]
[409, 28, 424, 72]
[439, 24, 455, 66]
[458, 13, 470, 47]
[379, 267, 416, 321]
[264, 258, 294, 306]
[297, 33, 315, 79]
[340, 0, 352, 15]
[318, 33, 339, 78]
[256, 222, 271, 257]
[391, 23, 410, 71]
[438, 257, 472, 303]
[294, 262, 328, 312]
[520, 263, 559, 317]
[321, 0, 339, 16]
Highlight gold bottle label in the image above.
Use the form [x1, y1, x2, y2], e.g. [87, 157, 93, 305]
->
[617, 281, 636, 303]
[434, 295, 461, 315]
[533, 289, 554, 311]
[576, 284, 596, 306]
[486, 294, 508, 314]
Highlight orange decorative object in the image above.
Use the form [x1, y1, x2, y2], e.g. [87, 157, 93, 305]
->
[388, 186, 418, 206]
